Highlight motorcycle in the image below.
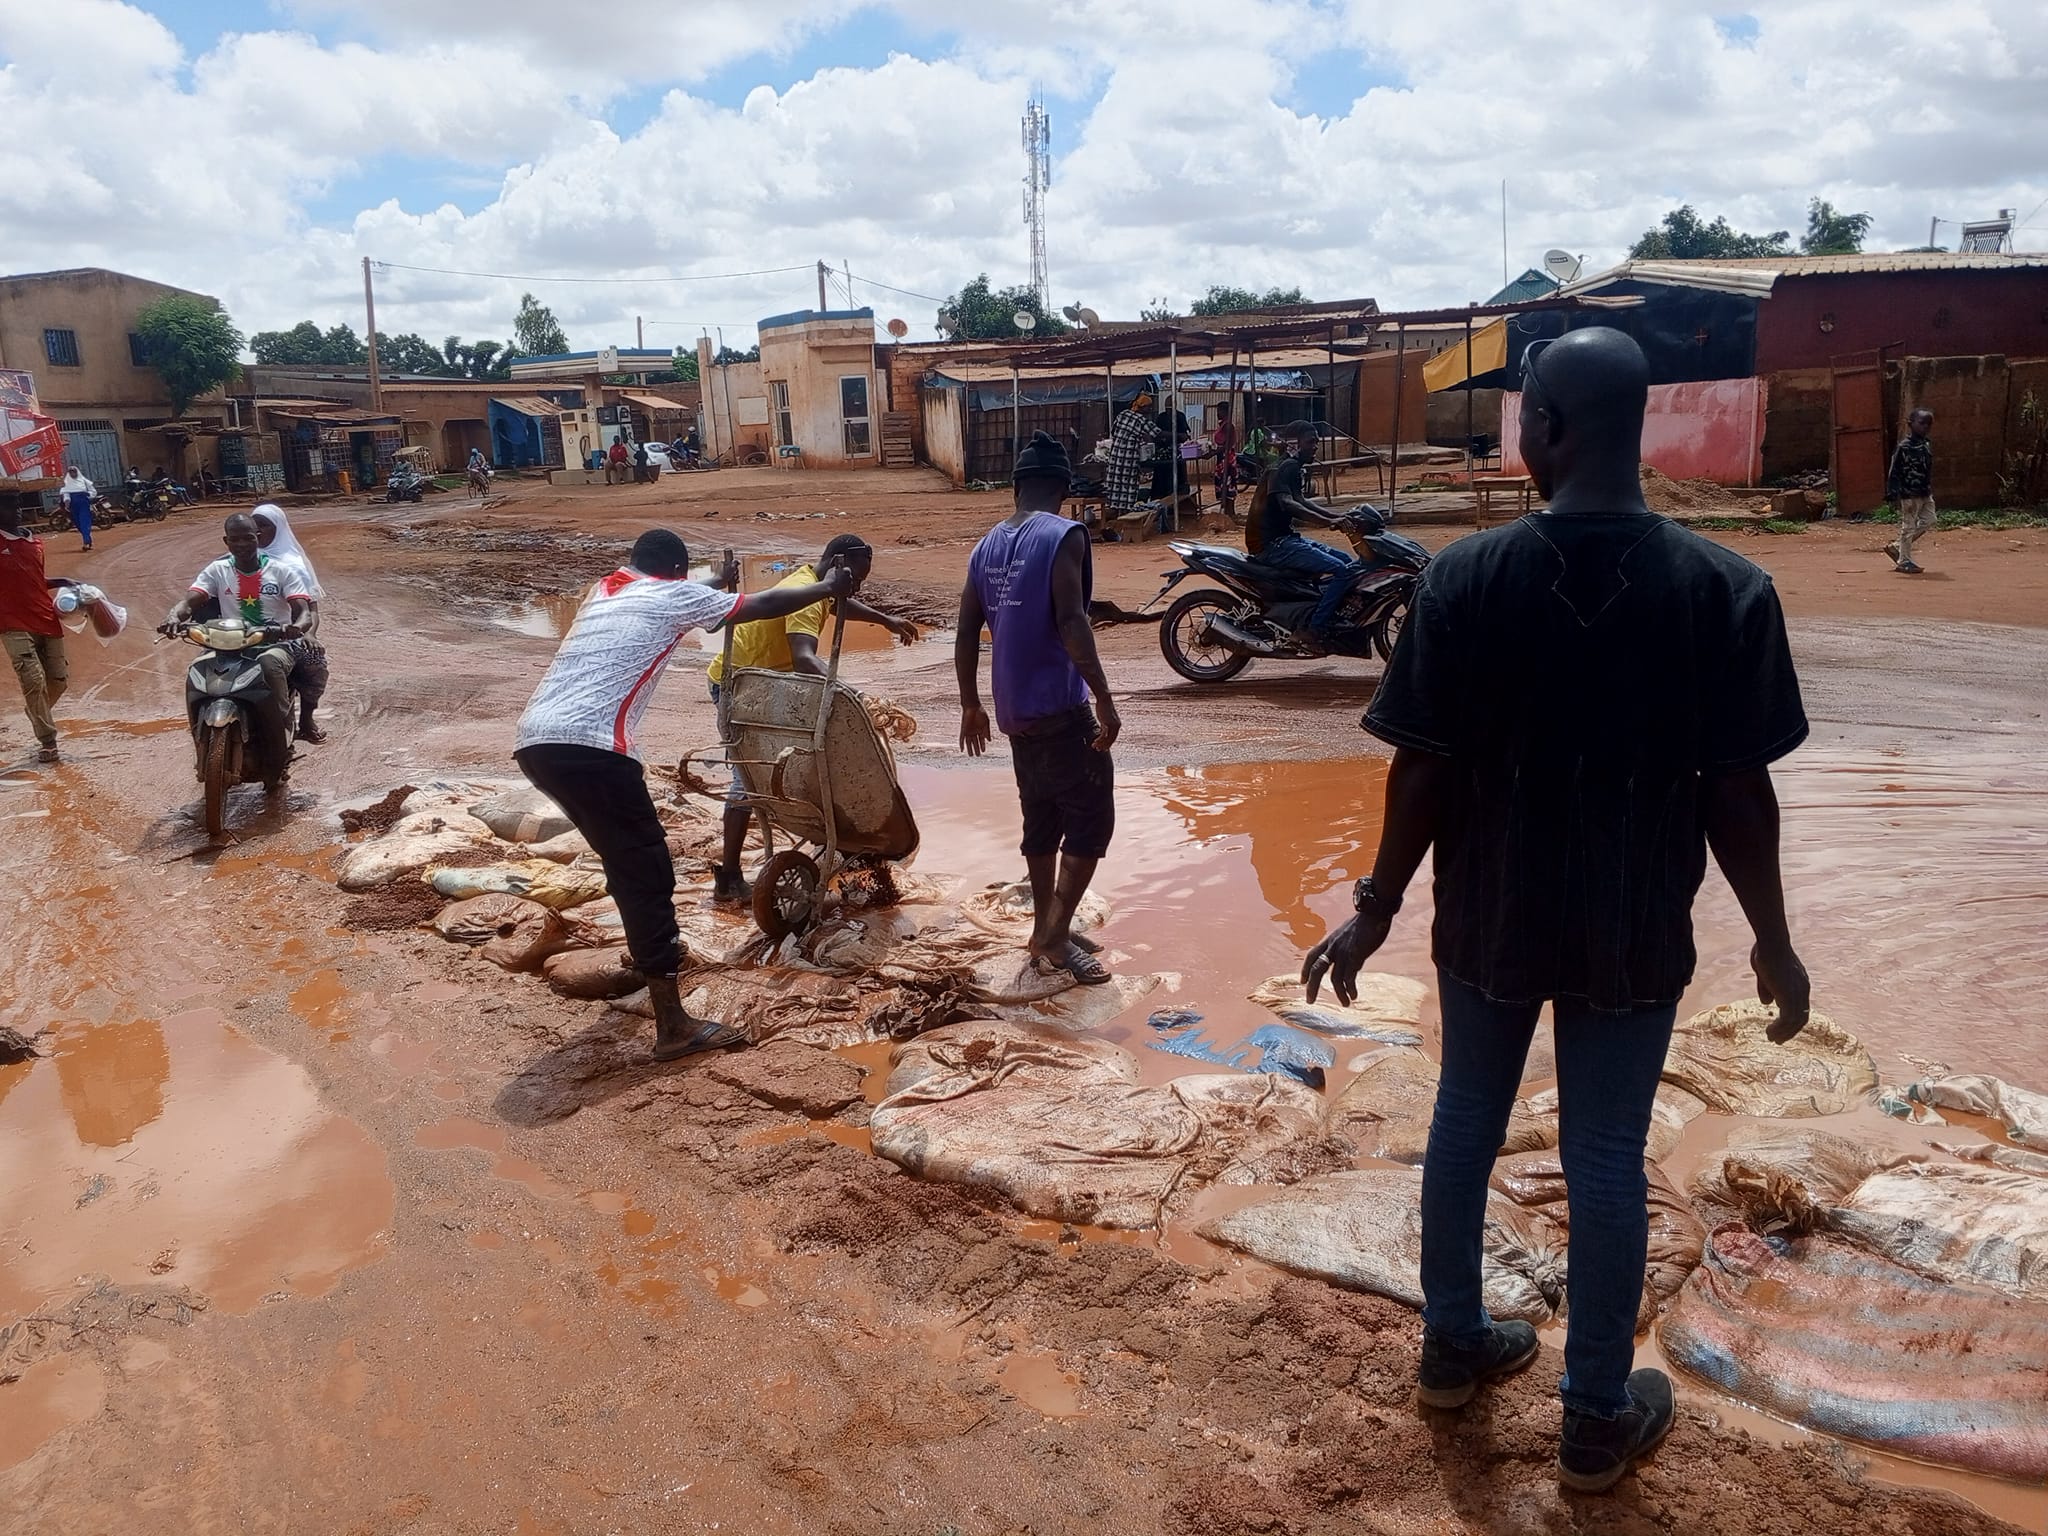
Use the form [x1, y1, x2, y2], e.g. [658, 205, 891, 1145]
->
[386, 464, 428, 503]
[1147, 506, 1430, 684]
[466, 463, 493, 496]
[168, 617, 299, 837]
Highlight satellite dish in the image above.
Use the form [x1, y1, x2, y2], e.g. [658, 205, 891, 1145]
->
[1543, 248, 1582, 284]
[937, 308, 958, 334]
[1077, 307, 1101, 328]
[1013, 309, 1037, 332]
[886, 318, 908, 338]
[1061, 304, 1083, 322]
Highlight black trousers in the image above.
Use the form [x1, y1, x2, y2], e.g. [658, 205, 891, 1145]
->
[513, 744, 679, 975]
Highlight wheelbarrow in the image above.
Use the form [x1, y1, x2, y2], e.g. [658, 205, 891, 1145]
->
[679, 560, 919, 940]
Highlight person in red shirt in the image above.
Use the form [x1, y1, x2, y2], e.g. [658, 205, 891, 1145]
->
[1210, 401, 1241, 516]
[0, 500, 80, 764]
[606, 438, 630, 485]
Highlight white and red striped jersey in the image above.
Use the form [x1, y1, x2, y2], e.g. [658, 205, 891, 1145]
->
[514, 569, 739, 760]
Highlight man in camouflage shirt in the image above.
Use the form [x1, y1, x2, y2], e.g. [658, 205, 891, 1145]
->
[1884, 407, 1935, 574]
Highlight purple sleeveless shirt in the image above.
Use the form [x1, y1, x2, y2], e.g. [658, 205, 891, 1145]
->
[968, 512, 1092, 735]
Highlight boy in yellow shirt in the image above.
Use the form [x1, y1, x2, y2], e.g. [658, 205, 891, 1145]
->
[710, 533, 920, 902]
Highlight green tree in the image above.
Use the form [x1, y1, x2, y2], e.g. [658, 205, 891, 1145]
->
[934, 275, 1069, 340]
[663, 348, 700, 383]
[249, 319, 369, 366]
[713, 343, 760, 364]
[1629, 205, 1792, 260]
[438, 335, 517, 380]
[374, 331, 455, 375]
[135, 295, 243, 414]
[1801, 198, 1873, 255]
[511, 292, 570, 355]
[1190, 284, 1310, 316]
[1139, 298, 1182, 322]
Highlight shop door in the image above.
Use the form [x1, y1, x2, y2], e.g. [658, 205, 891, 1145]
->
[1830, 362, 1886, 515]
[55, 422, 122, 485]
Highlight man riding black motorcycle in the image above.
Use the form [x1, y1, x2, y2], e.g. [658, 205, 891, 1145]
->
[1253, 422, 1362, 639]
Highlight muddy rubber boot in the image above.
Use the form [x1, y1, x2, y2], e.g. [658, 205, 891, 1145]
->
[711, 868, 752, 906]
[1416, 1319, 1540, 1409]
[1558, 1368, 1676, 1493]
[645, 974, 748, 1062]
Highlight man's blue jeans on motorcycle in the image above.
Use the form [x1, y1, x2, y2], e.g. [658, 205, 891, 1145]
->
[1260, 533, 1358, 636]
[1419, 972, 1677, 1418]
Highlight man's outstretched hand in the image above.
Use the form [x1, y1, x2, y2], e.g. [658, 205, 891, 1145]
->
[1753, 939, 1812, 1042]
[1302, 912, 1393, 1007]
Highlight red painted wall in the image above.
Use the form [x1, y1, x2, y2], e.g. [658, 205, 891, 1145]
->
[1503, 378, 1764, 485]
[1756, 270, 2048, 373]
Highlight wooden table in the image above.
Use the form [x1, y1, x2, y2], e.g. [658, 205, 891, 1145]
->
[1473, 475, 1534, 525]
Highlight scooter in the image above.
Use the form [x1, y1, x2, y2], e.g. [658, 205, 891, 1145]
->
[467, 463, 493, 496]
[386, 464, 428, 503]
[167, 617, 299, 837]
[1146, 505, 1431, 683]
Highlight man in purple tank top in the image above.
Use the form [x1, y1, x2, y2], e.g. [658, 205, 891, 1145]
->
[956, 432, 1121, 985]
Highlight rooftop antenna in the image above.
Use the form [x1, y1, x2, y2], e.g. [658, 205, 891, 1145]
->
[1023, 90, 1051, 311]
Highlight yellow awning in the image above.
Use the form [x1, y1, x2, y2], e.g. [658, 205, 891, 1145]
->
[1423, 319, 1508, 392]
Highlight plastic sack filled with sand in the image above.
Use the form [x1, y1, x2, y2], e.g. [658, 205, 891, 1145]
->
[1660, 1000, 1877, 1117]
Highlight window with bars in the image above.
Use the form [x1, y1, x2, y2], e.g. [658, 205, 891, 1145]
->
[129, 333, 152, 367]
[44, 328, 81, 367]
[840, 374, 872, 457]
[769, 380, 793, 448]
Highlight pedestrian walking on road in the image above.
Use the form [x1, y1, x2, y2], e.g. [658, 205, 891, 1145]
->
[59, 466, 95, 551]
[1885, 407, 1936, 574]
[1302, 327, 1813, 1494]
[514, 529, 849, 1061]
[957, 431, 1120, 985]
[0, 501, 78, 764]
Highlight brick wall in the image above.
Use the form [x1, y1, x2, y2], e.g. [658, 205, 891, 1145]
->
[1760, 368, 1832, 480]
[1896, 355, 2009, 506]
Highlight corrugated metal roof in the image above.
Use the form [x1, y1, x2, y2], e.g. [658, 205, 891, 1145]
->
[929, 345, 1354, 386]
[622, 392, 692, 411]
[1565, 249, 2048, 300]
[490, 395, 569, 417]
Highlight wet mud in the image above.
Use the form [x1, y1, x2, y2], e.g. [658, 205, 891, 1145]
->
[2, 477, 2045, 1534]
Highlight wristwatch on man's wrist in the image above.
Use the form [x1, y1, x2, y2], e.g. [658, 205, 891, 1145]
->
[1352, 876, 1402, 921]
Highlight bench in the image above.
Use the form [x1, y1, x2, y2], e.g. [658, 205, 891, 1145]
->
[1473, 475, 1534, 525]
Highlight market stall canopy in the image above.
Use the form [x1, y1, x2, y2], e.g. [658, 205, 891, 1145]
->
[623, 392, 692, 413]
[490, 396, 569, 419]
[1423, 320, 1509, 393]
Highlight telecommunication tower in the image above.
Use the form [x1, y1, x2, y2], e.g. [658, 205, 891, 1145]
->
[1022, 93, 1051, 310]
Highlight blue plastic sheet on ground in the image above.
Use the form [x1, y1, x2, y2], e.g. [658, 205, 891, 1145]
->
[1146, 1009, 1335, 1090]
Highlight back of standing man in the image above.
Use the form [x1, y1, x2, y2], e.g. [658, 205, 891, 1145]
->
[1885, 407, 1936, 574]
[956, 432, 1120, 985]
[1302, 327, 1812, 1494]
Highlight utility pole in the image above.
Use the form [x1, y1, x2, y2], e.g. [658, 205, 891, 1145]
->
[362, 256, 383, 412]
[636, 315, 644, 349]
[818, 260, 830, 311]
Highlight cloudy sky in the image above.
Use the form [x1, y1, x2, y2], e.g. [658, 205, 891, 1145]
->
[4, 0, 2043, 353]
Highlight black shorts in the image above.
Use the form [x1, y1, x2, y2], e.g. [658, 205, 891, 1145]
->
[1010, 707, 1115, 859]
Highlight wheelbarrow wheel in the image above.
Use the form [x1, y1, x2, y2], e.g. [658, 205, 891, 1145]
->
[753, 850, 821, 941]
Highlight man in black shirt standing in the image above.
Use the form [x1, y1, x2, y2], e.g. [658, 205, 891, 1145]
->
[1302, 327, 1812, 1493]
[1255, 421, 1361, 639]
[1884, 407, 1936, 574]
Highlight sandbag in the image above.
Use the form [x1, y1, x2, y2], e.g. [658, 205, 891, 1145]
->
[427, 859, 609, 910]
[1247, 973, 1426, 1045]
[1662, 1222, 2048, 1481]
[1936, 1141, 2048, 1177]
[1891, 1070, 2048, 1143]
[434, 893, 553, 945]
[543, 946, 641, 1000]
[871, 1021, 1324, 1228]
[400, 780, 507, 818]
[958, 882, 1111, 943]
[1323, 1047, 1550, 1164]
[1490, 1153, 1704, 1326]
[1832, 1163, 2048, 1303]
[1198, 1168, 1565, 1325]
[471, 786, 574, 845]
[387, 808, 495, 843]
[525, 828, 593, 863]
[800, 908, 923, 973]
[338, 829, 487, 892]
[1661, 1000, 1877, 1117]
[1690, 1124, 1913, 1234]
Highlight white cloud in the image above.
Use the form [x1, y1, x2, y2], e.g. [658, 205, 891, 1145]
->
[1, 0, 2043, 350]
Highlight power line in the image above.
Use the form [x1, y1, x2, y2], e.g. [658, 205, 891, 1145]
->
[371, 259, 814, 285]
[846, 273, 947, 304]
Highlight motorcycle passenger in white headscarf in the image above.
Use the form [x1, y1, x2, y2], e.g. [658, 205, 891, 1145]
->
[251, 504, 330, 742]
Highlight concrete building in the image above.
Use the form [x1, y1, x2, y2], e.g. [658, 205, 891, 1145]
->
[0, 267, 227, 484]
[699, 310, 894, 471]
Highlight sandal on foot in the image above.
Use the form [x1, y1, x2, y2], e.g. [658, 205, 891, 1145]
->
[651, 1019, 749, 1062]
[1070, 931, 1104, 956]
[1033, 942, 1112, 986]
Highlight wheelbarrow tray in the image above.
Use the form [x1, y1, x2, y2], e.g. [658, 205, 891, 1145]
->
[722, 665, 919, 862]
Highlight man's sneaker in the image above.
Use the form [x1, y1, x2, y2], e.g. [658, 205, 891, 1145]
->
[1416, 1319, 1540, 1409]
[35, 743, 59, 764]
[1558, 1368, 1676, 1492]
[1896, 560, 1924, 575]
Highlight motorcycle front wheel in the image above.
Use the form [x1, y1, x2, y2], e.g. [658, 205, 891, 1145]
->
[200, 724, 233, 838]
[1160, 589, 1254, 684]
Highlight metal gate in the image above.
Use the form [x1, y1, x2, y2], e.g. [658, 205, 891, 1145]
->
[1830, 361, 1887, 515]
[55, 420, 122, 487]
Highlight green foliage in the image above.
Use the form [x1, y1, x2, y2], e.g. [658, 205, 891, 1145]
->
[511, 292, 570, 356]
[249, 319, 369, 366]
[713, 344, 760, 365]
[1629, 205, 1791, 260]
[664, 348, 701, 383]
[1860, 503, 2048, 529]
[1190, 284, 1310, 316]
[374, 331, 456, 375]
[1139, 298, 1181, 322]
[935, 275, 1070, 340]
[1801, 199, 1873, 256]
[135, 294, 243, 414]
[440, 335, 517, 380]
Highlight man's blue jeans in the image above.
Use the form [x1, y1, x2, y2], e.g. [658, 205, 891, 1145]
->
[1259, 532, 1358, 636]
[1420, 971, 1677, 1418]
